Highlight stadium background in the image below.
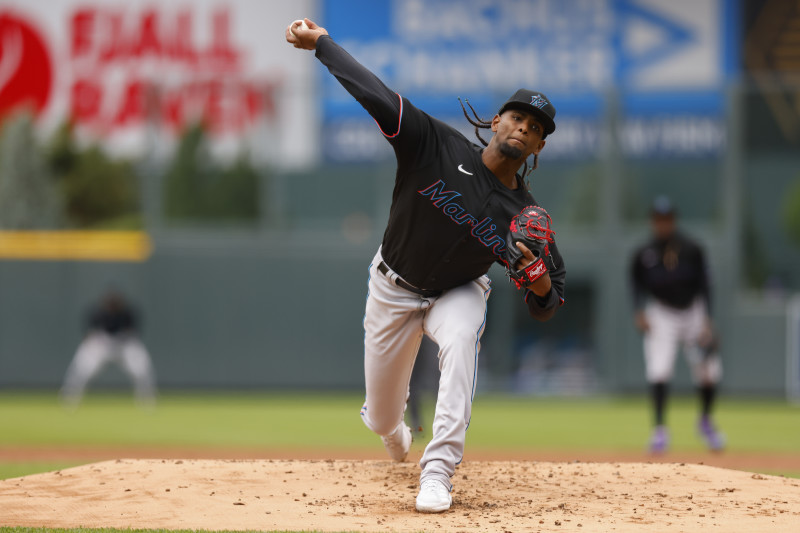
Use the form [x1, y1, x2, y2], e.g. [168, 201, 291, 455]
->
[0, 0, 798, 401]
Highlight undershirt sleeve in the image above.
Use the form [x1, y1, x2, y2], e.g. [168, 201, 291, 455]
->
[315, 35, 440, 170]
[523, 239, 566, 321]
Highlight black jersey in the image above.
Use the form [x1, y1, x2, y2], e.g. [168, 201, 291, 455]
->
[631, 231, 711, 311]
[316, 36, 565, 320]
[88, 306, 137, 336]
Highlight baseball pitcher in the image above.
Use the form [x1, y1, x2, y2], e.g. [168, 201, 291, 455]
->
[287, 19, 566, 512]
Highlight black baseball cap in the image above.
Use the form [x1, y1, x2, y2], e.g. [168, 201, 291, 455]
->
[651, 195, 676, 216]
[498, 89, 556, 136]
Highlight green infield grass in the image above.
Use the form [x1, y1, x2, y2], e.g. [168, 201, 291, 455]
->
[1, 391, 798, 481]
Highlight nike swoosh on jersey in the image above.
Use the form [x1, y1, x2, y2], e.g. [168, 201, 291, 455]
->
[457, 164, 473, 175]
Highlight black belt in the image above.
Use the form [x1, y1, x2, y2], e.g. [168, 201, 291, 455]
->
[378, 262, 442, 298]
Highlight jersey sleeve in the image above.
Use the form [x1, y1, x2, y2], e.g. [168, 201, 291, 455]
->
[124, 308, 139, 332]
[523, 239, 566, 321]
[630, 248, 648, 312]
[314, 35, 439, 169]
[695, 243, 712, 315]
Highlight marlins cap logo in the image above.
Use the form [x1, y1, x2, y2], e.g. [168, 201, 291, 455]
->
[530, 94, 548, 110]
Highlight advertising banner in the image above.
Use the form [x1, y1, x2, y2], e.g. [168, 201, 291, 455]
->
[0, 0, 317, 167]
[320, 0, 738, 163]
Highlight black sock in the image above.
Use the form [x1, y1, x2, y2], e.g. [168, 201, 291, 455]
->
[699, 384, 716, 418]
[652, 382, 668, 426]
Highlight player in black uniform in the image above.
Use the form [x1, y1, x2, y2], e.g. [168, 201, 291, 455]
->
[61, 290, 156, 407]
[631, 197, 723, 453]
[287, 19, 565, 512]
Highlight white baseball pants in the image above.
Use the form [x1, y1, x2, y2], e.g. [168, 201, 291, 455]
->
[61, 331, 157, 405]
[643, 298, 722, 385]
[361, 248, 491, 487]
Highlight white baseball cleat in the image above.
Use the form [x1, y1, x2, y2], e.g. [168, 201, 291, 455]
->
[380, 423, 412, 462]
[415, 478, 452, 513]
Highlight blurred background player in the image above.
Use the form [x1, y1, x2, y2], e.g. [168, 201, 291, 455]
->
[60, 289, 157, 408]
[630, 196, 724, 454]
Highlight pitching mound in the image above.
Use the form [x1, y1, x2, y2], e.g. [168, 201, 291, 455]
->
[1, 459, 799, 532]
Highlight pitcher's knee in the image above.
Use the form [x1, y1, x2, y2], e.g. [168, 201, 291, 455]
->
[437, 328, 479, 354]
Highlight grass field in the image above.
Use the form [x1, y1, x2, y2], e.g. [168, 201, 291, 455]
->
[1, 391, 799, 480]
[2, 392, 799, 533]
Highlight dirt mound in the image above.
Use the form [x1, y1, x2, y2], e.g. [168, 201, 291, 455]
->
[1, 459, 798, 532]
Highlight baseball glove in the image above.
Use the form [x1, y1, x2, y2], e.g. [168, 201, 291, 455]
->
[504, 205, 556, 289]
[697, 326, 720, 360]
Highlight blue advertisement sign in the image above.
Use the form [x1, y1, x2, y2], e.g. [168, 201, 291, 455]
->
[319, 0, 738, 163]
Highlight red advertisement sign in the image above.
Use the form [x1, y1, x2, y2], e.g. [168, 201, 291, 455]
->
[0, 10, 53, 119]
[0, 1, 311, 159]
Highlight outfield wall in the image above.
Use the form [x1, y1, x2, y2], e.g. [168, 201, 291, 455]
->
[0, 197, 790, 396]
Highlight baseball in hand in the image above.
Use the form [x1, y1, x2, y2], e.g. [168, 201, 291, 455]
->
[290, 19, 309, 36]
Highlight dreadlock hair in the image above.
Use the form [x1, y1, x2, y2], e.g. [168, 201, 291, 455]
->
[458, 97, 540, 180]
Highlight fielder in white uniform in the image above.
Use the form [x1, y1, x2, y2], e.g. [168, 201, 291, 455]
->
[287, 20, 566, 512]
[60, 290, 156, 407]
[631, 197, 723, 453]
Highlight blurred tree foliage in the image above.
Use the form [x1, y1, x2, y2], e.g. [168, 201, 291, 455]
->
[783, 176, 800, 248]
[163, 123, 260, 222]
[0, 114, 260, 230]
[46, 122, 142, 229]
[0, 112, 63, 229]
